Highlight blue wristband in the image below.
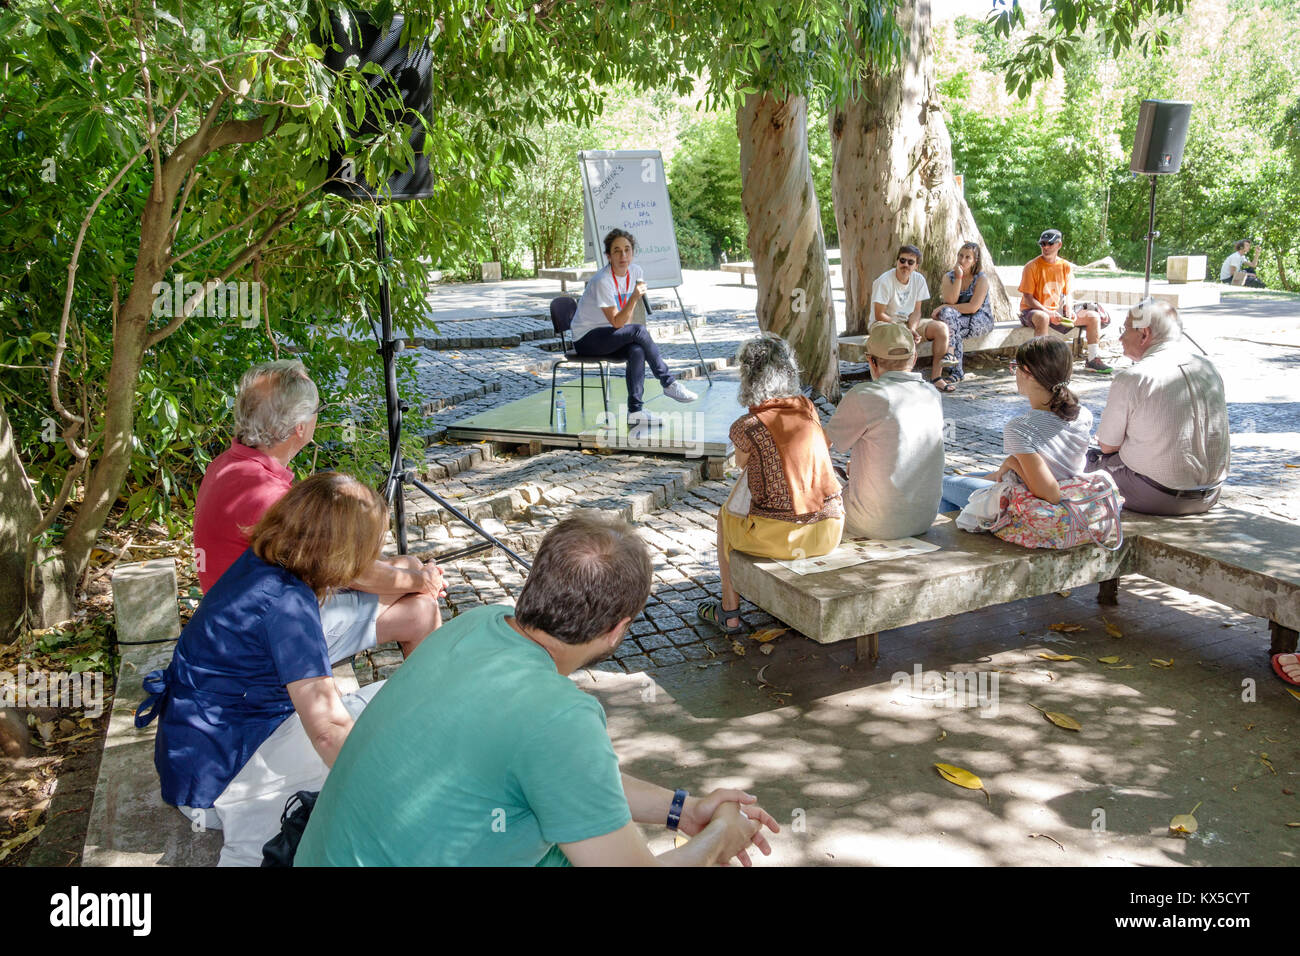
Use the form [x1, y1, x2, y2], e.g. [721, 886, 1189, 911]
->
[666, 789, 688, 831]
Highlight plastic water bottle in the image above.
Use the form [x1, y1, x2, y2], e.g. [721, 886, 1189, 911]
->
[554, 392, 567, 431]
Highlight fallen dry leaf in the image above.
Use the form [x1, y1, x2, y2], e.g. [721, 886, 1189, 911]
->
[1287, 823, 1300, 828]
[1049, 621, 1086, 633]
[936, 729, 948, 742]
[1102, 617, 1124, 638]
[1056, 590, 1071, 598]
[1105, 664, 1135, 670]
[1038, 652, 1089, 662]
[1286, 688, 1300, 702]
[1149, 658, 1175, 668]
[1170, 801, 1202, 835]
[0, 825, 45, 863]
[58, 718, 76, 735]
[731, 641, 746, 657]
[749, 627, 788, 644]
[1098, 656, 1123, 665]
[1030, 703, 1082, 731]
[934, 763, 991, 805]
[1261, 753, 1278, 775]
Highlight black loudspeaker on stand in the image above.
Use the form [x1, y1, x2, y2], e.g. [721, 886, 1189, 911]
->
[320, 10, 530, 572]
[1128, 99, 1206, 356]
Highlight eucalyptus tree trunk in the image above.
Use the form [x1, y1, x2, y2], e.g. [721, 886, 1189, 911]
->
[738, 93, 840, 401]
[830, 0, 1012, 336]
[0, 405, 41, 640]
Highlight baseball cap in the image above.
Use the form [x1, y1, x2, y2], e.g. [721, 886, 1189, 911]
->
[866, 321, 915, 359]
[1039, 228, 1063, 245]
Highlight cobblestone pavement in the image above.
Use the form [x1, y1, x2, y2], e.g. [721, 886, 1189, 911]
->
[343, 277, 1299, 864]
[353, 279, 1300, 679]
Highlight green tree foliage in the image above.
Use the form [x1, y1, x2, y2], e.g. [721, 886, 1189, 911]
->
[667, 111, 746, 266]
[939, 1, 1300, 285]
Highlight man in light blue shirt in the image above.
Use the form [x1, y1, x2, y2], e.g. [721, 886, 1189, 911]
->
[826, 322, 946, 539]
[297, 513, 778, 867]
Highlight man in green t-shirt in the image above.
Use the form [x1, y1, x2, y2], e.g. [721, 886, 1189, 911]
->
[296, 512, 777, 866]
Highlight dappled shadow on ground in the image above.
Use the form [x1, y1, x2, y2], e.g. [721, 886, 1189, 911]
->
[581, 581, 1298, 866]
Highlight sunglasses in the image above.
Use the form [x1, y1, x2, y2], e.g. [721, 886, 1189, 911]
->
[897, 257, 917, 265]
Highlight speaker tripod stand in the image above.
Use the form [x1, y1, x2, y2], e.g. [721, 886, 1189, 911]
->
[370, 209, 531, 572]
[1140, 173, 1208, 357]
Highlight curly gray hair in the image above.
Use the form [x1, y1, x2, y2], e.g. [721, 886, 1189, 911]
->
[736, 333, 802, 408]
[234, 359, 319, 448]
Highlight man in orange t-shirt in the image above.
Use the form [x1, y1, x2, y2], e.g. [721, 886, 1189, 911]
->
[1018, 228, 1112, 374]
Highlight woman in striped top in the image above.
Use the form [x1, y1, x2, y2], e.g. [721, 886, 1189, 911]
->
[939, 336, 1094, 512]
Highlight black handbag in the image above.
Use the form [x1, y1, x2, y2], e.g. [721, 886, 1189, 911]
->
[260, 789, 320, 867]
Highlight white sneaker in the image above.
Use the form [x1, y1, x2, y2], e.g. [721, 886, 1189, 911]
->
[628, 410, 663, 427]
[663, 381, 697, 403]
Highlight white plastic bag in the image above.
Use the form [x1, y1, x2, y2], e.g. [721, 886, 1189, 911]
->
[955, 476, 1017, 532]
[725, 469, 751, 517]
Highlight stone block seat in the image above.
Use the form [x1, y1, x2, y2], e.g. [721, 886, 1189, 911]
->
[728, 507, 1300, 663]
[84, 560, 360, 867]
[838, 318, 1108, 363]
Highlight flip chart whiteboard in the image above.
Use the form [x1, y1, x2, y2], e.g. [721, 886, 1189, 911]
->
[579, 149, 683, 289]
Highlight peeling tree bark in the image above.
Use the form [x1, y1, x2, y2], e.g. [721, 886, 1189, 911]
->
[738, 93, 840, 401]
[831, 0, 1013, 336]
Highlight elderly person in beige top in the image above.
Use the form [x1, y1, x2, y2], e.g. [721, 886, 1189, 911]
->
[826, 322, 945, 539]
[1085, 300, 1229, 515]
[697, 334, 844, 635]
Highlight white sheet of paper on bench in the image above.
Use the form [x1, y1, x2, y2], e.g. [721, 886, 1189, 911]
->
[774, 536, 941, 575]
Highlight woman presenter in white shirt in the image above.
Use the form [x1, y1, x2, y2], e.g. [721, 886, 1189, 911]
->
[571, 229, 697, 426]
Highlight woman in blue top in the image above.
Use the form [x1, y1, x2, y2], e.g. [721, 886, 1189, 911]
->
[940, 336, 1094, 512]
[571, 229, 698, 427]
[930, 241, 995, 383]
[136, 472, 439, 865]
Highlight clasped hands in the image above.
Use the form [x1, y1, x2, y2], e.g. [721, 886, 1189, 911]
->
[678, 788, 780, 866]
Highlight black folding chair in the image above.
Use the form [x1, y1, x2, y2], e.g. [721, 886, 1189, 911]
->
[548, 296, 616, 425]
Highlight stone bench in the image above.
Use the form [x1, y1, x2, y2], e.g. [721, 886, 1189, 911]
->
[728, 508, 1300, 663]
[84, 560, 360, 866]
[539, 265, 598, 292]
[837, 315, 1117, 364]
[721, 260, 842, 287]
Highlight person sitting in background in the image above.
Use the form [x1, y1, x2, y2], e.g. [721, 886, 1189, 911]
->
[1085, 300, 1229, 515]
[1219, 238, 1265, 288]
[697, 334, 844, 634]
[137, 473, 413, 866]
[871, 244, 955, 393]
[826, 322, 945, 540]
[1018, 229, 1112, 374]
[931, 241, 995, 383]
[570, 228, 697, 427]
[194, 359, 441, 664]
[939, 337, 1094, 513]
[296, 513, 779, 866]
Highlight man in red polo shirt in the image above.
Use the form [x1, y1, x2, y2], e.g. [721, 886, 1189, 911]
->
[194, 360, 441, 663]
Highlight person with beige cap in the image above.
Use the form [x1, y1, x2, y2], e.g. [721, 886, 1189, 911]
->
[825, 322, 946, 540]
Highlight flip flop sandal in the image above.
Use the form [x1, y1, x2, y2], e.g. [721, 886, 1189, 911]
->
[931, 376, 956, 393]
[1271, 653, 1300, 687]
[941, 352, 960, 367]
[698, 599, 744, 635]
